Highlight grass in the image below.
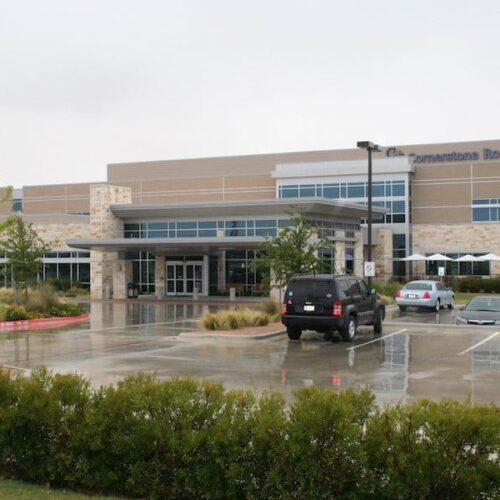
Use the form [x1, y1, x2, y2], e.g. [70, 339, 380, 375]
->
[454, 292, 488, 305]
[0, 479, 119, 499]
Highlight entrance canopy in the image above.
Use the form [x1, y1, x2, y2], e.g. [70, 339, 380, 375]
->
[109, 197, 386, 220]
[66, 236, 264, 253]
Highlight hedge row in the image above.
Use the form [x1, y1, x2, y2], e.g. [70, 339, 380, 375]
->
[456, 277, 500, 293]
[0, 369, 498, 499]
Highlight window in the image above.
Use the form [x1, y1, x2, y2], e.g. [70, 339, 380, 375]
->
[472, 198, 500, 222]
[130, 251, 155, 294]
[12, 199, 23, 213]
[357, 279, 370, 296]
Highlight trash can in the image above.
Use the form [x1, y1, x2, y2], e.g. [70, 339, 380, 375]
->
[128, 283, 139, 298]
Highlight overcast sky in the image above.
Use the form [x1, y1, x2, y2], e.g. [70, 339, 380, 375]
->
[1, 0, 499, 187]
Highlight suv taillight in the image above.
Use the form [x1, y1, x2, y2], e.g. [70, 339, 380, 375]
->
[281, 301, 288, 314]
[395, 290, 401, 298]
[423, 291, 431, 299]
[332, 300, 343, 317]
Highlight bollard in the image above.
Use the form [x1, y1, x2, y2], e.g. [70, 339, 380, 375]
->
[229, 287, 236, 301]
[193, 286, 199, 301]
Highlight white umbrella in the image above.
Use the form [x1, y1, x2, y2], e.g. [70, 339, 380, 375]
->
[402, 253, 426, 261]
[425, 253, 453, 261]
[478, 253, 500, 261]
[454, 254, 486, 262]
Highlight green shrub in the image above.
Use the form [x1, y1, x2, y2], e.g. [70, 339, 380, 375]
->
[4, 306, 29, 321]
[0, 371, 498, 499]
[365, 399, 500, 499]
[47, 303, 86, 317]
[23, 285, 59, 313]
[457, 277, 500, 293]
[0, 288, 14, 304]
[372, 279, 402, 298]
[0, 303, 8, 321]
[44, 278, 72, 292]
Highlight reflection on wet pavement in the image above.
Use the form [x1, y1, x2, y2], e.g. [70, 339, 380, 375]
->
[0, 301, 499, 405]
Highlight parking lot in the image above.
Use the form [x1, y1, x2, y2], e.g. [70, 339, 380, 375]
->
[0, 301, 499, 405]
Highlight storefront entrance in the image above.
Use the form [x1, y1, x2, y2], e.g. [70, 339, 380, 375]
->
[166, 261, 203, 295]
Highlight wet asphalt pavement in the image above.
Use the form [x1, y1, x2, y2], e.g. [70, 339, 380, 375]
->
[0, 301, 499, 405]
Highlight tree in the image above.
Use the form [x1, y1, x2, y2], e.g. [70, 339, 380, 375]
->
[0, 214, 51, 301]
[253, 209, 335, 292]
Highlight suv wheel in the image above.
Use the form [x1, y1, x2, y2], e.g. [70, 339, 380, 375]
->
[373, 310, 383, 335]
[340, 315, 357, 342]
[287, 327, 302, 340]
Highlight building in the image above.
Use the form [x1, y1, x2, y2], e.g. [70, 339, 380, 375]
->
[1, 138, 500, 298]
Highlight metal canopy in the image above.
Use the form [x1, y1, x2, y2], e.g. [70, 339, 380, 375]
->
[66, 236, 265, 253]
[109, 198, 387, 220]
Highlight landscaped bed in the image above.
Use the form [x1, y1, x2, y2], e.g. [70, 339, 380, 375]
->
[0, 286, 87, 330]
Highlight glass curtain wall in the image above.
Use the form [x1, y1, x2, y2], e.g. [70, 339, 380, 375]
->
[225, 250, 269, 296]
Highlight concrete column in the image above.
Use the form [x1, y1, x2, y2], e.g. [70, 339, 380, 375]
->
[202, 255, 209, 296]
[218, 251, 225, 292]
[155, 254, 165, 298]
[89, 184, 132, 299]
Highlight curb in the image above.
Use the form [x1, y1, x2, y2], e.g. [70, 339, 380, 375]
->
[179, 329, 285, 340]
[0, 314, 90, 332]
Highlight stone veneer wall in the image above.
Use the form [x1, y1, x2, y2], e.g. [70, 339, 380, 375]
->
[89, 184, 132, 299]
[412, 223, 500, 275]
[34, 223, 92, 249]
[373, 227, 393, 280]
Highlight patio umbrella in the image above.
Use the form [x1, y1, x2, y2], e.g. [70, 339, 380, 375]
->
[425, 253, 453, 261]
[402, 253, 426, 261]
[478, 253, 500, 261]
[454, 254, 486, 262]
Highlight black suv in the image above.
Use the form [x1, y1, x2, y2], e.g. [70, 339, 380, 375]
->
[281, 274, 385, 342]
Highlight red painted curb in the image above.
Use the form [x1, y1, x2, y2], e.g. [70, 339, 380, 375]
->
[0, 314, 90, 332]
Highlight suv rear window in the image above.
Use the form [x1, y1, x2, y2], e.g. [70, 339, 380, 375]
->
[287, 279, 333, 297]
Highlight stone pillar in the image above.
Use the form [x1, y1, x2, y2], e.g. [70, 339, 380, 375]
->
[354, 236, 364, 277]
[155, 254, 165, 298]
[90, 184, 132, 299]
[335, 231, 346, 274]
[113, 258, 133, 299]
[373, 227, 393, 281]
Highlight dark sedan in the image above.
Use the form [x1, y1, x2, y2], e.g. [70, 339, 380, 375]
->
[456, 296, 500, 326]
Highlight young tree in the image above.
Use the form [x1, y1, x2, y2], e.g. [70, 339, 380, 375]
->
[253, 209, 334, 292]
[0, 214, 51, 301]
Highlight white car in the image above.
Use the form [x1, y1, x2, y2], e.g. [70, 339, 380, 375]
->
[395, 280, 455, 312]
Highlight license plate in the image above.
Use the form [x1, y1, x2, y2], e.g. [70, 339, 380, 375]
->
[407, 294, 417, 298]
[304, 304, 315, 312]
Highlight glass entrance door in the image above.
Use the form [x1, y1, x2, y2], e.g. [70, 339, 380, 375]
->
[166, 261, 203, 295]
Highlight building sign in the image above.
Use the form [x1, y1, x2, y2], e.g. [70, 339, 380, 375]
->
[386, 147, 500, 164]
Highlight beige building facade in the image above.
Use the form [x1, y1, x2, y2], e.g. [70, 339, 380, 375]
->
[2, 138, 500, 298]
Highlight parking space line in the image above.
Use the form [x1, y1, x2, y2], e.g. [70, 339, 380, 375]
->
[346, 329, 407, 351]
[458, 331, 500, 356]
